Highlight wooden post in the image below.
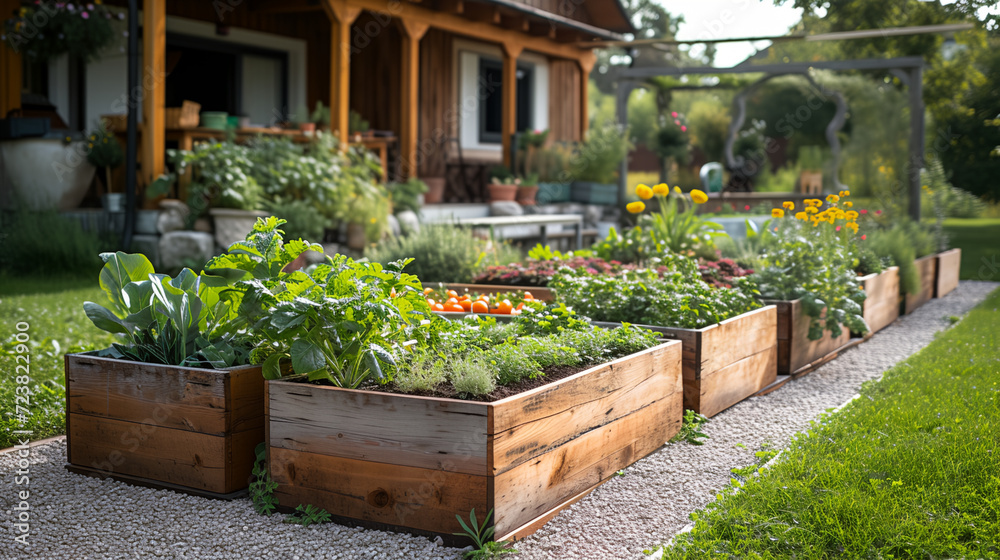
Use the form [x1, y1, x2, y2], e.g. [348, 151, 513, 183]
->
[501, 41, 523, 169]
[324, 0, 361, 150]
[398, 20, 429, 180]
[142, 0, 166, 192]
[0, 0, 22, 117]
[577, 52, 596, 140]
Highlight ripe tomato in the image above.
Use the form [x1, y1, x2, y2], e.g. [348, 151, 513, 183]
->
[523, 292, 534, 301]
[445, 303, 465, 312]
[432, 303, 445, 311]
[460, 299, 473, 312]
[423, 287, 433, 295]
[427, 298, 436, 306]
[445, 297, 459, 306]
[477, 295, 490, 303]
[497, 299, 513, 314]
[471, 300, 489, 314]
[446, 290, 459, 299]
[516, 302, 524, 311]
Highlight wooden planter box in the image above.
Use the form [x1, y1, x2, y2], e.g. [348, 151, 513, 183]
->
[445, 283, 555, 302]
[768, 300, 853, 375]
[903, 254, 938, 314]
[859, 267, 901, 335]
[265, 341, 682, 542]
[65, 353, 265, 497]
[935, 248, 961, 298]
[611, 306, 777, 417]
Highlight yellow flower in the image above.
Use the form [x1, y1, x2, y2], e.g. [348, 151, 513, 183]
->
[826, 194, 840, 203]
[674, 186, 682, 194]
[840, 190, 851, 197]
[806, 206, 819, 214]
[772, 208, 785, 218]
[369, 217, 377, 224]
[878, 165, 887, 174]
[846, 222, 859, 233]
[843, 201, 853, 208]
[812, 218, 820, 227]
[89, 135, 97, 141]
[795, 211, 807, 220]
[635, 184, 653, 200]
[782, 201, 794, 210]
[690, 189, 708, 204]
[626, 201, 646, 214]
[845, 210, 859, 220]
[652, 183, 669, 196]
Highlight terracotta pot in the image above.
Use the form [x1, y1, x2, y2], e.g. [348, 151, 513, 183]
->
[299, 122, 316, 134]
[423, 177, 446, 204]
[488, 183, 518, 202]
[516, 185, 539, 206]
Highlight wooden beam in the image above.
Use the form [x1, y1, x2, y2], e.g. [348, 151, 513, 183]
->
[0, 0, 22, 118]
[142, 0, 166, 191]
[501, 41, 523, 169]
[398, 20, 430, 180]
[499, 13, 530, 32]
[464, 3, 500, 24]
[528, 20, 556, 39]
[577, 52, 595, 137]
[438, 0, 464, 14]
[555, 28, 582, 43]
[249, 0, 323, 13]
[323, 0, 362, 149]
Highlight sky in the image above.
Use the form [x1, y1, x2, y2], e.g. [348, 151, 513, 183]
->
[658, 0, 807, 67]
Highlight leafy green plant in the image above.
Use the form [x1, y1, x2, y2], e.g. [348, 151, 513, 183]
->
[393, 351, 448, 393]
[0, 211, 105, 277]
[249, 443, 279, 515]
[168, 142, 263, 221]
[366, 224, 520, 284]
[387, 178, 429, 216]
[85, 123, 124, 175]
[348, 109, 370, 133]
[454, 509, 517, 559]
[484, 344, 541, 386]
[266, 199, 327, 241]
[449, 356, 497, 397]
[569, 123, 632, 184]
[284, 504, 332, 526]
[310, 101, 330, 126]
[670, 410, 710, 445]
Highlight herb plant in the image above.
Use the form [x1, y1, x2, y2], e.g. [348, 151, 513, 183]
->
[249, 443, 279, 516]
[454, 509, 517, 559]
[670, 410, 710, 445]
[367, 224, 520, 284]
[284, 504, 332, 526]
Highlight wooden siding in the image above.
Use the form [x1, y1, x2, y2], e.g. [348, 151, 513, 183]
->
[549, 58, 581, 142]
[349, 13, 402, 134]
[417, 28, 455, 178]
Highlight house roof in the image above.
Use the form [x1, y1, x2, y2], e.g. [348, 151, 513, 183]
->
[476, 0, 635, 41]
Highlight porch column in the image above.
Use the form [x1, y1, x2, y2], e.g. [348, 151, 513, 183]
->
[577, 52, 596, 139]
[324, 0, 361, 149]
[399, 20, 429, 180]
[501, 41, 523, 169]
[0, 0, 22, 117]
[142, 0, 166, 191]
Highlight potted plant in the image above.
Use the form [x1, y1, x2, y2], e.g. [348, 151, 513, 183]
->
[516, 173, 539, 205]
[348, 109, 371, 140]
[291, 106, 314, 134]
[532, 144, 572, 204]
[488, 176, 520, 203]
[569, 124, 632, 205]
[86, 123, 125, 213]
[66, 218, 322, 496]
[245, 257, 683, 540]
[310, 101, 331, 131]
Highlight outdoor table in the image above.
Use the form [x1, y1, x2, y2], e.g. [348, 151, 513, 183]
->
[457, 213, 584, 249]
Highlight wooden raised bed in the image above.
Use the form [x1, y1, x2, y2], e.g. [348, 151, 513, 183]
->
[903, 254, 938, 314]
[611, 306, 777, 417]
[266, 341, 682, 541]
[768, 300, 853, 375]
[65, 353, 264, 497]
[445, 283, 554, 302]
[935, 248, 961, 298]
[859, 266, 901, 335]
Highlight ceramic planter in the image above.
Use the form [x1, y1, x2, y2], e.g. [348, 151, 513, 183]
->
[488, 183, 518, 202]
[209, 208, 270, 249]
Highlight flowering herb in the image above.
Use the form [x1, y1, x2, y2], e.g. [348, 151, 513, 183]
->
[4, 1, 119, 62]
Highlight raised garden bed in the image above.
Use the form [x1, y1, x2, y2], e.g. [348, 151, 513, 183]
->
[265, 340, 682, 541]
[903, 254, 938, 314]
[596, 306, 777, 417]
[859, 266, 901, 335]
[935, 248, 961, 298]
[444, 283, 555, 302]
[769, 300, 853, 375]
[65, 353, 264, 497]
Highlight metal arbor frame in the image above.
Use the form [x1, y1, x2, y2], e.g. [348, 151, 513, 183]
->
[614, 56, 926, 220]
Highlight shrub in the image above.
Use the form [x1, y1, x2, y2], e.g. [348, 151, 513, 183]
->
[394, 352, 448, 393]
[386, 178, 428, 216]
[266, 199, 327, 242]
[450, 356, 496, 397]
[366, 224, 520, 284]
[568, 123, 632, 184]
[867, 226, 919, 294]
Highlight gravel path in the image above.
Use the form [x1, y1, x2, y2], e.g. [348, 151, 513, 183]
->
[2, 281, 996, 560]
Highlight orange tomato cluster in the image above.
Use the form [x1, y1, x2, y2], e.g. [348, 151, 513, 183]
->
[423, 288, 533, 315]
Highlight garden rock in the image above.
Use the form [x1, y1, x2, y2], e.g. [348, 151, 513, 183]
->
[396, 210, 420, 235]
[490, 201, 524, 216]
[159, 231, 215, 271]
[156, 200, 189, 233]
[387, 214, 402, 237]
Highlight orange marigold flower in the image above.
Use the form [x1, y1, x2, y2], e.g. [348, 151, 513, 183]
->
[772, 208, 785, 218]
[626, 201, 646, 214]
[782, 201, 795, 210]
[690, 189, 708, 204]
[635, 184, 653, 200]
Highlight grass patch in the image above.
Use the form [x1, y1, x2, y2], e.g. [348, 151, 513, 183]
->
[0, 283, 114, 449]
[655, 287, 1000, 559]
[942, 217, 1000, 280]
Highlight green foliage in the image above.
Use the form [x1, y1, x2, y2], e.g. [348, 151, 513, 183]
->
[393, 351, 448, 393]
[867, 225, 920, 295]
[516, 336, 580, 369]
[0, 211, 105, 277]
[366, 224, 520, 284]
[551, 257, 762, 330]
[169, 142, 263, 219]
[249, 443, 279, 515]
[310, 101, 330, 126]
[4, 1, 118, 62]
[657, 288, 1000, 559]
[387, 178, 429, 216]
[283, 504, 332, 526]
[348, 109, 370, 133]
[632, 189, 727, 257]
[266, 199, 327, 241]
[85, 123, 124, 170]
[569, 123, 632, 184]
[670, 410, 710, 445]
[449, 356, 497, 397]
[685, 97, 730, 162]
[484, 344, 541, 386]
[454, 509, 518, 559]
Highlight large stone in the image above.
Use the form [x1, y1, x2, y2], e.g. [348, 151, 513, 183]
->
[489, 201, 524, 217]
[387, 214, 402, 237]
[159, 231, 215, 272]
[157, 200, 189, 234]
[396, 210, 420, 235]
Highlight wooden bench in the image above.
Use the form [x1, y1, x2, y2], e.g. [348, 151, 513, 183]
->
[457, 214, 585, 250]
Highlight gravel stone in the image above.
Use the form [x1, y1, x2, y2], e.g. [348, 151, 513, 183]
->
[1, 281, 994, 560]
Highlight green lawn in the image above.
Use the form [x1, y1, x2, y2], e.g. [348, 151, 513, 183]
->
[0, 276, 112, 449]
[942, 218, 1000, 280]
[656, 287, 1000, 559]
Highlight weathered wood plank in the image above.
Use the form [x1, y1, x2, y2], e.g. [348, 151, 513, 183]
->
[67, 414, 228, 492]
[860, 267, 901, 334]
[935, 248, 961, 298]
[269, 447, 488, 534]
[489, 341, 682, 434]
[228, 365, 266, 433]
[698, 306, 776, 376]
[773, 301, 852, 374]
[687, 344, 777, 417]
[268, 382, 489, 475]
[491, 394, 680, 536]
[904, 255, 937, 314]
[489, 341, 680, 475]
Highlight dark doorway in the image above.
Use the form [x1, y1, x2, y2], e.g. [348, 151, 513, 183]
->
[165, 42, 239, 114]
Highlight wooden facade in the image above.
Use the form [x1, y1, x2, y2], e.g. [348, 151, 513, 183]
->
[0, 0, 626, 188]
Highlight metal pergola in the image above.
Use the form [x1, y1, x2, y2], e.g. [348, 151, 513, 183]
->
[615, 56, 926, 220]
